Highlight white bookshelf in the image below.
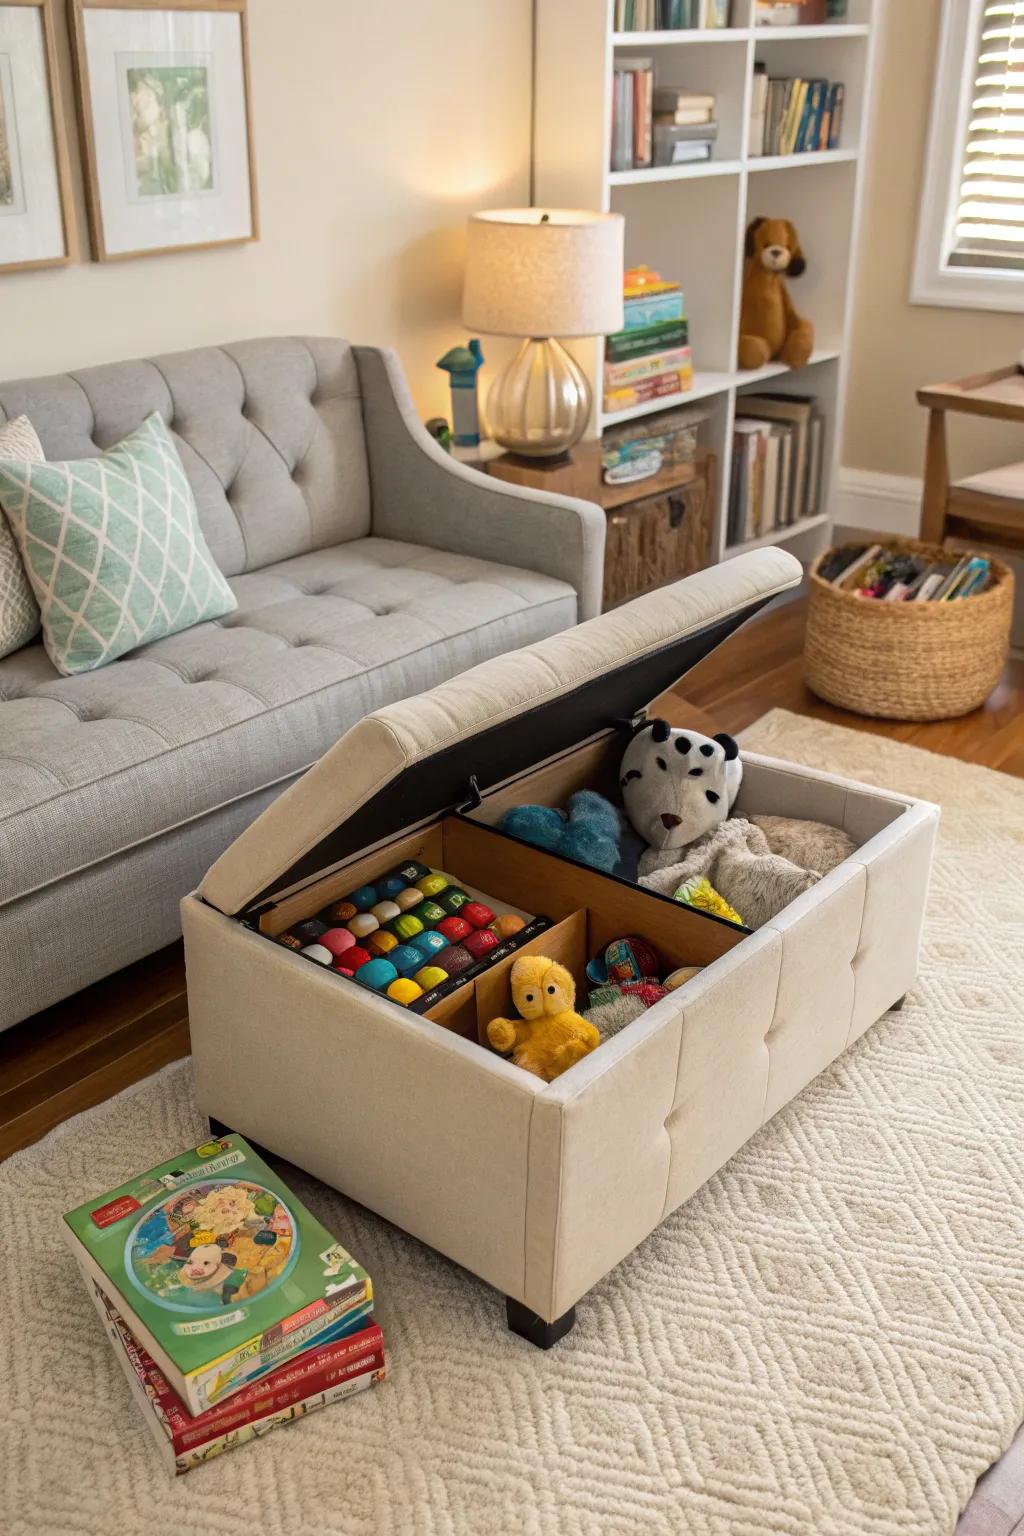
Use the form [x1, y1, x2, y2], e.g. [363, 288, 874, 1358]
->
[533, 0, 878, 566]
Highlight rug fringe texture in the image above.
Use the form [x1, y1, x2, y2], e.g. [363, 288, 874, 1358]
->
[2, 709, 1023, 1536]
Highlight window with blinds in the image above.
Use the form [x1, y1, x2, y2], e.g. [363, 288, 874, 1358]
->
[951, 0, 1024, 270]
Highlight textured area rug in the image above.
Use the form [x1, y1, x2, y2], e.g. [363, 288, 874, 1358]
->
[3, 709, 1024, 1536]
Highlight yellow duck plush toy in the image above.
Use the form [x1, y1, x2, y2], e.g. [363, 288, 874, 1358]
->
[486, 956, 601, 1082]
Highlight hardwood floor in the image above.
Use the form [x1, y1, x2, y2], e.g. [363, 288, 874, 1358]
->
[2, 595, 1021, 1161]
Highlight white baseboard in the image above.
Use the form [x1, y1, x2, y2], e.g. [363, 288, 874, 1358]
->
[832, 468, 922, 537]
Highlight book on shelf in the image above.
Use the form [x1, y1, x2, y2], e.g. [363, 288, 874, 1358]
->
[731, 394, 823, 542]
[605, 367, 693, 411]
[615, 0, 730, 29]
[756, 77, 844, 156]
[612, 59, 654, 171]
[606, 317, 689, 361]
[749, 63, 768, 157]
[84, 1276, 385, 1475]
[63, 1132, 374, 1417]
[605, 345, 692, 389]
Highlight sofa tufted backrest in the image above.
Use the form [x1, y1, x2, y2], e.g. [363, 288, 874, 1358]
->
[0, 337, 371, 576]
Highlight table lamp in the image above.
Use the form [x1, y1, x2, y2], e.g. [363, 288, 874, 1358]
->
[462, 208, 624, 461]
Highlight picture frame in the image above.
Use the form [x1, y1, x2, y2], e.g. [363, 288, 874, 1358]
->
[70, 0, 258, 262]
[0, 0, 75, 273]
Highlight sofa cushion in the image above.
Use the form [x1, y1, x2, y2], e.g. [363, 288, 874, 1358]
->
[0, 538, 576, 908]
[0, 413, 237, 675]
[0, 415, 43, 658]
[0, 338, 371, 578]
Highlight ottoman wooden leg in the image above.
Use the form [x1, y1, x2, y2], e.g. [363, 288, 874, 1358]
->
[506, 1297, 576, 1349]
[890, 994, 907, 1012]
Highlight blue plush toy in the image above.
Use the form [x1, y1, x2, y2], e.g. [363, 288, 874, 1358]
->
[500, 790, 621, 873]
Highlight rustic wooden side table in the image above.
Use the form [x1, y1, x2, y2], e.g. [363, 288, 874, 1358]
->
[917, 365, 1024, 555]
[487, 442, 714, 610]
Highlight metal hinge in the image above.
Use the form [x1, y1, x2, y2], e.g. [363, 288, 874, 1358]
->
[456, 775, 483, 813]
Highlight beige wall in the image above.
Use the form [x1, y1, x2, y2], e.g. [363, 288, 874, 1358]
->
[844, 0, 1024, 481]
[0, 0, 531, 423]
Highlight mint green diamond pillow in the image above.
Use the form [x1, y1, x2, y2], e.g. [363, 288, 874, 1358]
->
[0, 412, 236, 675]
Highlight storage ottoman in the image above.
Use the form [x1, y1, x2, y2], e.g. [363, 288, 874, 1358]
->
[183, 547, 940, 1346]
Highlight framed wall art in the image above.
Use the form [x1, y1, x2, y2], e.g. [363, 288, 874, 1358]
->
[0, 0, 74, 273]
[70, 0, 258, 261]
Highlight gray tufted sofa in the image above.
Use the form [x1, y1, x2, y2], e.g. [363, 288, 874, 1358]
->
[0, 336, 605, 1032]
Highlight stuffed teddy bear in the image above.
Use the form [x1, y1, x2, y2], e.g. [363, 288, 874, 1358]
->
[620, 719, 855, 927]
[486, 955, 601, 1081]
[499, 790, 621, 873]
[738, 216, 814, 371]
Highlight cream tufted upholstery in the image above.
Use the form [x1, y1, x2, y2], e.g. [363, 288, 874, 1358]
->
[0, 337, 604, 1030]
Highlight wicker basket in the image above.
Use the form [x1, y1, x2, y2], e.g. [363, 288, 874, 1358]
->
[804, 538, 1014, 721]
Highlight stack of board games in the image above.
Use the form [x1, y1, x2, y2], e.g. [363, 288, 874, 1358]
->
[64, 1132, 384, 1473]
[604, 266, 693, 413]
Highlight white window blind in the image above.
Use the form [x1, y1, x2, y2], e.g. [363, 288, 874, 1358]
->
[951, 0, 1024, 270]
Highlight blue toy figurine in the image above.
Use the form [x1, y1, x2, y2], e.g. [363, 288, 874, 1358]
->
[436, 338, 484, 448]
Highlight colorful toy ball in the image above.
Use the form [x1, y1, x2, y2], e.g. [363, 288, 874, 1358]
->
[437, 887, 470, 916]
[464, 929, 499, 961]
[357, 958, 399, 991]
[387, 978, 424, 1005]
[437, 915, 471, 943]
[586, 935, 660, 987]
[490, 913, 525, 940]
[414, 964, 449, 990]
[334, 965, 355, 978]
[411, 900, 446, 928]
[377, 875, 408, 900]
[347, 912, 379, 939]
[390, 913, 424, 941]
[415, 872, 449, 898]
[371, 900, 401, 924]
[320, 928, 356, 959]
[390, 943, 426, 977]
[433, 943, 474, 978]
[366, 930, 399, 957]
[300, 943, 333, 965]
[293, 918, 328, 944]
[392, 860, 431, 886]
[408, 929, 448, 959]
[320, 900, 358, 925]
[345, 946, 373, 971]
[277, 933, 303, 950]
[395, 887, 424, 912]
[461, 901, 495, 929]
[347, 885, 379, 913]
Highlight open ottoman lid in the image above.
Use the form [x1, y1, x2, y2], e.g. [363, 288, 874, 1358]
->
[200, 546, 802, 916]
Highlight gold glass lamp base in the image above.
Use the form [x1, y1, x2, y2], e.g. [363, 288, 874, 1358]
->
[485, 336, 592, 460]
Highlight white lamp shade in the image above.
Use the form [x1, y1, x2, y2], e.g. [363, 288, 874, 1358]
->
[462, 208, 624, 339]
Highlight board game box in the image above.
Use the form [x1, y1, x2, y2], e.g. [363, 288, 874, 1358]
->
[84, 1278, 385, 1475]
[63, 1132, 372, 1414]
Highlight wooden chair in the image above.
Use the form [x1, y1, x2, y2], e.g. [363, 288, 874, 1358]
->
[918, 365, 1024, 553]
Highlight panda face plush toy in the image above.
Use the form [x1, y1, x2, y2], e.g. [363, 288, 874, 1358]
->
[619, 720, 742, 852]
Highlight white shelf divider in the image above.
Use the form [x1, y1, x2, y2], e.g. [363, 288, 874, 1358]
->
[534, 0, 879, 570]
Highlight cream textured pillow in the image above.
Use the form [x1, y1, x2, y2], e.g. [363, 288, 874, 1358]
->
[0, 415, 44, 658]
[0, 412, 237, 676]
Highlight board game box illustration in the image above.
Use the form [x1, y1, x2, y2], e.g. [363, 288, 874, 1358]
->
[63, 1133, 372, 1415]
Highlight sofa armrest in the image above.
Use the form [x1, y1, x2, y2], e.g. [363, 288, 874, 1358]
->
[354, 345, 607, 621]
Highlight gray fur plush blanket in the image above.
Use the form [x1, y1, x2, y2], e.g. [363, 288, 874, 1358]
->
[639, 815, 855, 928]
